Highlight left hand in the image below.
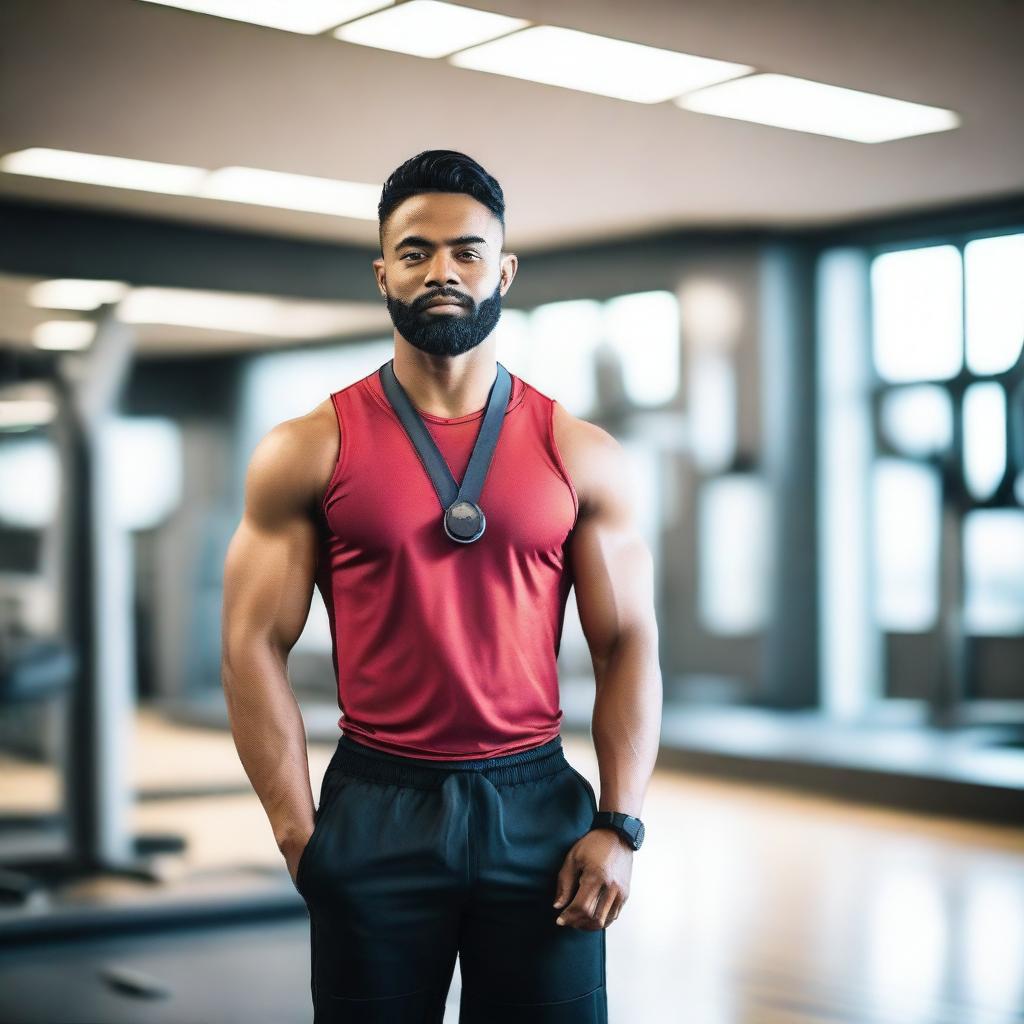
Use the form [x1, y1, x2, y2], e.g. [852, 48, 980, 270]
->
[552, 827, 633, 930]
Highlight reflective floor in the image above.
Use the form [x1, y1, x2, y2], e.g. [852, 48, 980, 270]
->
[603, 747, 1024, 1023]
[1, 707, 1022, 1023]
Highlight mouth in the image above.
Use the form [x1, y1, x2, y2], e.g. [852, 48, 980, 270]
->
[424, 303, 465, 313]
[422, 296, 468, 312]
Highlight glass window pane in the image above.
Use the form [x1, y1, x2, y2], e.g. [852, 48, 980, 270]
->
[872, 458, 940, 631]
[492, 307, 532, 377]
[604, 290, 680, 407]
[964, 510, 1024, 634]
[0, 436, 58, 528]
[965, 232, 1024, 375]
[109, 418, 183, 530]
[527, 299, 602, 416]
[689, 351, 736, 472]
[697, 474, 770, 634]
[871, 245, 962, 383]
[963, 382, 1007, 501]
[879, 385, 952, 458]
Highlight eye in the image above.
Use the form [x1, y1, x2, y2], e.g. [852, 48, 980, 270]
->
[401, 252, 423, 261]
[459, 251, 480, 260]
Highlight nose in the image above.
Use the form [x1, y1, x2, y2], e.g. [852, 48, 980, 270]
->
[423, 250, 461, 288]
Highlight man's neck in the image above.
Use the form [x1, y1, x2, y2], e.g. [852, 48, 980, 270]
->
[391, 345, 498, 419]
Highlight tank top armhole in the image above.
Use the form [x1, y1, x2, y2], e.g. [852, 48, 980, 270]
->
[548, 398, 580, 530]
[320, 391, 348, 520]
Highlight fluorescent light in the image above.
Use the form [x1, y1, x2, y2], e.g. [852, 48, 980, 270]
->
[450, 25, 752, 103]
[29, 279, 129, 311]
[135, 0, 394, 34]
[1, 147, 381, 220]
[200, 166, 380, 218]
[0, 147, 206, 194]
[118, 287, 375, 337]
[676, 73, 960, 143]
[334, 0, 527, 59]
[32, 321, 97, 350]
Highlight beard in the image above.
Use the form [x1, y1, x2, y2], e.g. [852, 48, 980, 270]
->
[385, 281, 503, 357]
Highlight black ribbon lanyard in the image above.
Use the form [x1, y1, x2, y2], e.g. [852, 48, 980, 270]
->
[379, 358, 512, 544]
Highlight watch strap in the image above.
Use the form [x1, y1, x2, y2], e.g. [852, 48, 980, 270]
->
[589, 810, 645, 850]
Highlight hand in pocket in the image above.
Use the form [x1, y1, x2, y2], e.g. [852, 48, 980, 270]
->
[283, 824, 316, 888]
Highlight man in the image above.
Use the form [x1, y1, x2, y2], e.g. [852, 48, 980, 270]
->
[221, 149, 662, 1022]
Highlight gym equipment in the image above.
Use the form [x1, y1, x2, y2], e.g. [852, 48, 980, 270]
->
[0, 304, 187, 907]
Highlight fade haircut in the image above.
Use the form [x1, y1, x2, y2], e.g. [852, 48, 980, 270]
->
[378, 149, 505, 254]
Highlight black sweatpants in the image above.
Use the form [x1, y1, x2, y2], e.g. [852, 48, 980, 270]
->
[295, 732, 608, 1023]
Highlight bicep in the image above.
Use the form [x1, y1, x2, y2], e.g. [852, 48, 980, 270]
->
[223, 517, 317, 656]
[222, 425, 319, 658]
[567, 432, 656, 668]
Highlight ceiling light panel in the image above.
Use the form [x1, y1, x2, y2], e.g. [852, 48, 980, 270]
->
[29, 279, 130, 310]
[1, 148, 382, 219]
[118, 287, 375, 337]
[135, 0, 394, 34]
[200, 167, 380, 218]
[334, 0, 528, 59]
[450, 25, 753, 103]
[0, 148, 207, 194]
[676, 73, 960, 143]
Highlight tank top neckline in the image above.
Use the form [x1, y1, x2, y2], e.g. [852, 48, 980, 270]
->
[363, 365, 526, 425]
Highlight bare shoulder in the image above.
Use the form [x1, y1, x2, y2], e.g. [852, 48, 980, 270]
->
[244, 396, 341, 525]
[551, 399, 631, 519]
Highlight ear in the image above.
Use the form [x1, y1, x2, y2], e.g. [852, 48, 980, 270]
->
[500, 252, 519, 295]
[372, 256, 387, 298]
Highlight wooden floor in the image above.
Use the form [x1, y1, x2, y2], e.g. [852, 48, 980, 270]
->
[2, 707, 1023, 1024]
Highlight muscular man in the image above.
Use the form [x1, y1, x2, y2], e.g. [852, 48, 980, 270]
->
[221, 149, 662, 1023]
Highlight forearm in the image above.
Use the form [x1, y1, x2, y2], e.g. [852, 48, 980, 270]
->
[590, 629, 662, 818]
[221, 641, 314, 849]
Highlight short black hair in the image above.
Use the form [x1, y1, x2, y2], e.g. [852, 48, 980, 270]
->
[378, 149, 505, 253]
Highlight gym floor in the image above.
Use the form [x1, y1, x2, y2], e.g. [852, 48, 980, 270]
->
[1, 708, 1023, 1023]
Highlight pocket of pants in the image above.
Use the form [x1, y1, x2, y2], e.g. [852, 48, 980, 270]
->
[294, 818, 320, 896]
[565, 763, 598, 817]
[295, 769, 341, 896]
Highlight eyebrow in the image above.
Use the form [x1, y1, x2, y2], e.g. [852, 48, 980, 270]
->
[394, 234, 489, 253]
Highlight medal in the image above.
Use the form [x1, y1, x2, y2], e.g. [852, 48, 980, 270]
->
[444, 499, 486, 543]
[379, 359, 511, 544]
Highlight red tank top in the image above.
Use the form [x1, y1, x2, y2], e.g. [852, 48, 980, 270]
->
[314, 363, 579, 760]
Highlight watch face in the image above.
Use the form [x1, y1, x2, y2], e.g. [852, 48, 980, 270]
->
[634, 821, 645, 848]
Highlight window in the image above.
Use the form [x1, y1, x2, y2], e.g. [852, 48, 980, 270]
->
[965, 232, 1024, 376]
[872, 459, 941, 632]
[698, 474, 771, 634]
[860, 229, 1024, 707]
[500, 290, 681, 417]
[605, 290, 680, 407]
[879, 386, 952, 458]
[871, 244, 962, 383]
[964, 511, 1024, 634]
[963, 382, 1006, 501]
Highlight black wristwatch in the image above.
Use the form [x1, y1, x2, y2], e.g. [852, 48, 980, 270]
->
[589, 811, 645, 851]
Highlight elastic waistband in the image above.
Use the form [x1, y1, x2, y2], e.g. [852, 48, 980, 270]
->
[330, 734, 568, 788]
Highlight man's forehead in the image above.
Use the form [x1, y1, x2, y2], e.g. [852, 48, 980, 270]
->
[385, 193, 500, 246]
